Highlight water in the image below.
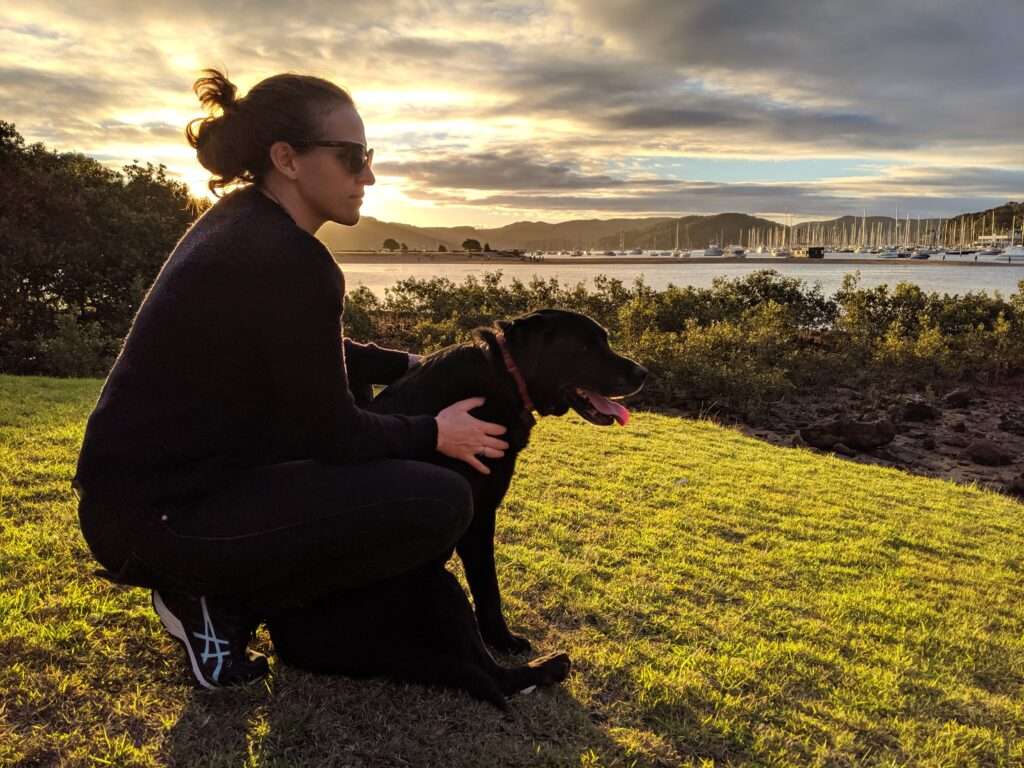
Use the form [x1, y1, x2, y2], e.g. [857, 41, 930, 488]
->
[340, 257, 1024, 297]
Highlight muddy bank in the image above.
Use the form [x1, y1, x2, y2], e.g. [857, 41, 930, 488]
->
[668, 377, 1024, 500]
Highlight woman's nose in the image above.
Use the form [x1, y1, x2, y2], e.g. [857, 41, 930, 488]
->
[360, 165, 375, 186]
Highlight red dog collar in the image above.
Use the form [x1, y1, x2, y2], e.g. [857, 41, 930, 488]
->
[495, 331, 535, 414]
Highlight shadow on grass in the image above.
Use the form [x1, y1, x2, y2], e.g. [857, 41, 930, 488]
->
[160, 636, 635, 767]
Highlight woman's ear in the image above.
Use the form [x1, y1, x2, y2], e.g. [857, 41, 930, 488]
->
[268, 141, 300, 179]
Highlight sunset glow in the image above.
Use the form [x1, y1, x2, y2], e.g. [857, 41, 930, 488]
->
[3, 1, 1022, 227]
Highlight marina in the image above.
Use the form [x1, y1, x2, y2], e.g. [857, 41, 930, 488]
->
[339, 255, 1024, 298]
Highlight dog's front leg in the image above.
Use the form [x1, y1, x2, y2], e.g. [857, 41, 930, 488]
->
[457, 479, 531, 654]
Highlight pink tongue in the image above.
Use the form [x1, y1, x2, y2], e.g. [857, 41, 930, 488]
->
[583, 389, 630, 426]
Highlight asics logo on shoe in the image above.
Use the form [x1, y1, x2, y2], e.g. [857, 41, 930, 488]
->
[194, 596, 231, 683]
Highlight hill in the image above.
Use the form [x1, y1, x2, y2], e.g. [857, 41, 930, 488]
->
[593, 212, 779, 250]
[318, 216, 677, 252]
[319, 217, 465, 251]
[419, 218, 675, 251]
[317, 202, 1024, 253]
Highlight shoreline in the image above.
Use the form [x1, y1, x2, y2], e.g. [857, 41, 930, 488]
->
[332, 251, 1024, 267]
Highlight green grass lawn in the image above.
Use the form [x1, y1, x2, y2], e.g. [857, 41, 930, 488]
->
[1, 373, 1022, 767]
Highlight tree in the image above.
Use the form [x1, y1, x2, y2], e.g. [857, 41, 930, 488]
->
[0, 121, 201, 374]
[382, 238, 400, 251]
[438, 244, 447, 252]
[462, 239, 482, 252]
[400, 242, 409, 252]
[484, 242, 491, 251]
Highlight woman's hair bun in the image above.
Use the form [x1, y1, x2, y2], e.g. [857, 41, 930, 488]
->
[193, 68, 238, 114]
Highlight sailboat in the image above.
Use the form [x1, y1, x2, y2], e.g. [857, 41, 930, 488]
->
[672, 220, 685, 258]
[771, 214, 793, 257]
[1003, 215, 1024, 261]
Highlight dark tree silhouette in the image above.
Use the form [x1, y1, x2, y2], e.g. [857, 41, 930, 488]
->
[0, 121, 201, 375]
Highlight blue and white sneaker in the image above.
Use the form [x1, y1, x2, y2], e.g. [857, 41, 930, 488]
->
[152, 589, 269, 689]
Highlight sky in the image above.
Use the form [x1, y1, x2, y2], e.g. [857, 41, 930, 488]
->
[3, 0, 1023, 228]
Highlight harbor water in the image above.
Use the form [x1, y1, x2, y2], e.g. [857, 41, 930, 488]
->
[339, 257, 1024, 298]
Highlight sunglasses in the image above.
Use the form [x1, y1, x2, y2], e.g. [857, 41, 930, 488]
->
[291, 140, 374, 175]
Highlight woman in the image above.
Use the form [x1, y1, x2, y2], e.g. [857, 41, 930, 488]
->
[73, 69, 508, 689]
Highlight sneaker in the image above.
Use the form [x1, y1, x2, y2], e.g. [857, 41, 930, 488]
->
[152, 589, 269, 689]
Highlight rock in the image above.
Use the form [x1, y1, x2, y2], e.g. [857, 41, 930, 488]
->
[893, 395, 940, 422]
[799, 417, 896, 451]
[1005, 475, 1024, 500]
[964, 439, 1015, 467]
[922, 436, 936, 450]
[951, 420, 967, 433]
[872, 447, 899, 461]
[999, 415, 1024, 437]
[832, 442, 856, 457]
[943, 388, 973, 408]
[943, 435, 969, 448]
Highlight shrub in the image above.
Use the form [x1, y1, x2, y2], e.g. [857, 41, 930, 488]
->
[342, 270, 1023, 414]
[32, 309, 118, 378]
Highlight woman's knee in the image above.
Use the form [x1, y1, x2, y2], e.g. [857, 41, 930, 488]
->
[424, 466, 474, 541]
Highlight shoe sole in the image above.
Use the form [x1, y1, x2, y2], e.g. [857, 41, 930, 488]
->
[152, 590, 217, 690]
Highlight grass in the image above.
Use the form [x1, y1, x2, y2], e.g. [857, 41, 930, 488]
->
[1, 372, 1022, 767]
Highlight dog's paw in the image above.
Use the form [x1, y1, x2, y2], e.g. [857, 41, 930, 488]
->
[486, 631, 532, 654]
[527, 651, 572, 685]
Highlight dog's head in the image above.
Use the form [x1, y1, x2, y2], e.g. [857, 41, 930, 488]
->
[488, 309, 647, 425]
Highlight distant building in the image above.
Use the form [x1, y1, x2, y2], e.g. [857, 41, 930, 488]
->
[975, 234, 1013, 245]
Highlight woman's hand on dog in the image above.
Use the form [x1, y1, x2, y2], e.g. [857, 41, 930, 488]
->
[435, 397, 509, 475]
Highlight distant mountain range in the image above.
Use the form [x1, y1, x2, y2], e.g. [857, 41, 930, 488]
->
[317, 202, 1022, 252]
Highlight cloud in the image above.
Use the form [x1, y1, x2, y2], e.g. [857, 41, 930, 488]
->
[408, 165, 1024, 219]
[2, 0, 1021, 225]
[375, 148, 654, 190]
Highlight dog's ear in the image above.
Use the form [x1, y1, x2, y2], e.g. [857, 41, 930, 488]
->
[503, 311, 553, 383]
[506, 311, 553, 336]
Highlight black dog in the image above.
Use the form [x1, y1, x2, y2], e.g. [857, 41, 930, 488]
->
[267, 309, 647, 706]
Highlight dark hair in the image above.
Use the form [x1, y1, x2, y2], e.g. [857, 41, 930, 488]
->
[186, 68, 353, 195]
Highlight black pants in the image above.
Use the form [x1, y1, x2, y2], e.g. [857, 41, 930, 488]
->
[78, 459, 473, 616]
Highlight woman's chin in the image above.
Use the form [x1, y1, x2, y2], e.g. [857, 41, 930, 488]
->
[333, 210, 361, 227]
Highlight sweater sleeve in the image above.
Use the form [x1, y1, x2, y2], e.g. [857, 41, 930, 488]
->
[343, 338, 411, 385]
[257, 250, 437, 464]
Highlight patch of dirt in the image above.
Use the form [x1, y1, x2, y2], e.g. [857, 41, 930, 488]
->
[672, 376, 1024, 500]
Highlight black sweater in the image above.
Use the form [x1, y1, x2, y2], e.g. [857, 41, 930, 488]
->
[73, 185, 437, 511]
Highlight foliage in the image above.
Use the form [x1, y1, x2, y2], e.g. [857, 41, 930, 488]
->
[0, 121, 200, 376]
[343, 270, 1024, 413]
[382, 238, 399, 251]
[462, 238, 482, 252]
